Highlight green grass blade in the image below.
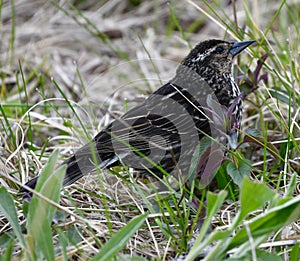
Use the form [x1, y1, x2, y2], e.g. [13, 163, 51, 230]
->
[27, 149, 66, 261]
[185, 190, 227, 261]
[239, 178, 276, 221]
[0, 187, 26, 247]
[0, 238, 15, 261]
[138, 35, 163, 88]
[51, 78, 91, 141]
[229, 195, 300, 249]
[0, 104, 17, 149]
[9, 0, 15, 64]
[290, 242, 300, 261]
[91, 214, 147, 261]
[167, 3, 192, 49]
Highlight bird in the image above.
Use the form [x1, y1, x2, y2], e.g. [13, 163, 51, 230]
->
[20, 39, 255, 193]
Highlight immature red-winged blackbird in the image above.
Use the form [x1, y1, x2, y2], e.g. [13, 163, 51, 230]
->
[20, 39, 254, 192]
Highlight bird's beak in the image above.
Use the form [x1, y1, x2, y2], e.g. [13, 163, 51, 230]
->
[230, 40, 256, 56]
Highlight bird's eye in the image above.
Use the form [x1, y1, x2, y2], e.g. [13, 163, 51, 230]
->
[215, 47, 224, 53]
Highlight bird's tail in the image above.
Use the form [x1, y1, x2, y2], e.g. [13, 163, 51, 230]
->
[62, 155, 95, 186]
[19, 154, 95, 193]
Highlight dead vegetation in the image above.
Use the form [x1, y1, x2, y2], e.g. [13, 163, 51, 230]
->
[1, 0, 300, 260]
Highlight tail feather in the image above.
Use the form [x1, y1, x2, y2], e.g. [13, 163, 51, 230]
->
[62, 155, 94, 186]
[19, 154, 95, 193]
[19, 176, 39, 193]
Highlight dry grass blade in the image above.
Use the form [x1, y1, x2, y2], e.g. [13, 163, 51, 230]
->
[0, 0, 300, 260]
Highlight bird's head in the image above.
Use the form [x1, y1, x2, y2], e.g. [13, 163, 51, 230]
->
[181, 39, 255, 75]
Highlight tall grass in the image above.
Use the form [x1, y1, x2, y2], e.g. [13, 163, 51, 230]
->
[0, 0, 299, 260]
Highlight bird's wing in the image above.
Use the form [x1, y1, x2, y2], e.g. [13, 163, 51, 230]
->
[72, 80, 212, 158]
[58, 79, 217, 186]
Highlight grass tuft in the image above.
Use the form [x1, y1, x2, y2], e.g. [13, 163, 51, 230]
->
[0, 0, 299, 260]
